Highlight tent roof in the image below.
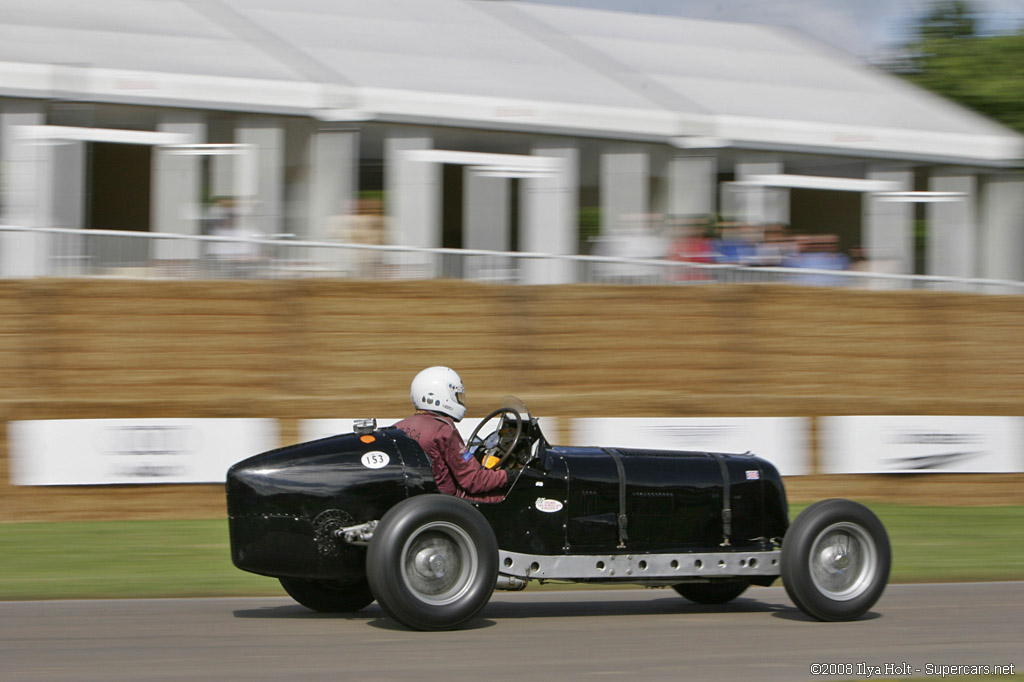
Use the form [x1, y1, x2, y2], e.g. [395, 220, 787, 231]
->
[0, 0, 1020, 165]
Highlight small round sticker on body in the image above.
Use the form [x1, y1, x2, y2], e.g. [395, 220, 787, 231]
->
[360, 451, 390, 469]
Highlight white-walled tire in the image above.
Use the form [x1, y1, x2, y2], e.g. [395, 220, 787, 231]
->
[367, 495, 498, 631]
[781, 499, 891, 621]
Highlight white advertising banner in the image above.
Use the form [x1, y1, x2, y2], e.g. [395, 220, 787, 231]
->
[569, 417, 810, 476]
[9, 418, 279, 486]
[820, 416, 1024, 474]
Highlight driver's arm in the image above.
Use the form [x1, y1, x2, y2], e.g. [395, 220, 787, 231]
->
[442, 432, 510, 495]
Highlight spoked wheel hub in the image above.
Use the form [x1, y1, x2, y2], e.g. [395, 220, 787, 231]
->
[402, 523, 478, 605]
[809, 522, 877, 601]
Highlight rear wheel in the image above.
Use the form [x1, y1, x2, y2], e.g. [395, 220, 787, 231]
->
[367, 495, 498, 631]
[781, 499, 890, 621]
[279, 577, 374, 613]
[673, 579, 750, 604]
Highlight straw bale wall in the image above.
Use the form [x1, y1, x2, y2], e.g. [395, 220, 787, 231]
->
[1, 279, 1022, 521]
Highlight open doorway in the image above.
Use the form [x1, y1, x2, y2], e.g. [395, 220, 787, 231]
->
[85, 141, 153, 269]
[789, 188, 862, 254]
[441, 163, 524, 279]
[441, 163, 464, 277]
[441, 165, 522, 253]
[442, 163, 464, 251]
[87, 142, 152, 231]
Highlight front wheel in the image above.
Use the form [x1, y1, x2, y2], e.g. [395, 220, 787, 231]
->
[781, 499, 890, 621]
[367, 495, 498, 631]
[279, 577, 374, 613]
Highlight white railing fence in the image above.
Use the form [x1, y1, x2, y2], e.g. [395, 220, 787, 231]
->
[2, 225, 1023, 294]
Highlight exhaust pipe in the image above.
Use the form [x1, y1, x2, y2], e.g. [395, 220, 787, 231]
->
[495, 575, 527, 591]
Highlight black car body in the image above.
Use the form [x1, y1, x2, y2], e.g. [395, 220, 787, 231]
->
[227, 400, 889, 630]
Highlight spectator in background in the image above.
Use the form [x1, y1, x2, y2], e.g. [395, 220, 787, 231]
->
[849, 244, 906, 290]
[754, 223, 798, 267]
[712, 223, 759, 265]
[667, 216, 715, 281]
[205, 197, 264, 278]
[591, 213, 667, 283]
[783, 234, 850, 286]
[849, 245, 870, 270]
[328, 197, 388, 278]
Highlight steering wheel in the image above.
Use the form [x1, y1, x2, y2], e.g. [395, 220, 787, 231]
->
[465, 407, 524, 470]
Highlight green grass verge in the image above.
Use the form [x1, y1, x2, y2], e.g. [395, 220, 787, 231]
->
[0, 519, 280, 600]
[867, 504, 1024, 584]
[1, 504, 1022, 601]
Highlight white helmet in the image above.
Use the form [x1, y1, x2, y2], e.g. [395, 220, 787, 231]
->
[410, 366, 466, 422]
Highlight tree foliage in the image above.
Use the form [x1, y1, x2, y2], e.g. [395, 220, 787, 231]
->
[893, 0, 1024, 135]
[917, 0, 977, 40]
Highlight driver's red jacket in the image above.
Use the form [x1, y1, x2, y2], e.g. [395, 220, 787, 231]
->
[395, 411, 510, 503]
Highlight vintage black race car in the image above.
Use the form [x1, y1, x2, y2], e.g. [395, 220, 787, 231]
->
[226, 398, 891, 631]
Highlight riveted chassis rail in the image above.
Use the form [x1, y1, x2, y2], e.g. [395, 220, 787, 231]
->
[498, 549, 781, 583]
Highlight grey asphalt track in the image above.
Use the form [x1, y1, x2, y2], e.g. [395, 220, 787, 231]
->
[1, 583, 1020, 682]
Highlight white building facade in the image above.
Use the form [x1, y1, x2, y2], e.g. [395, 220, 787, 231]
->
[1, 0, 1022, 282]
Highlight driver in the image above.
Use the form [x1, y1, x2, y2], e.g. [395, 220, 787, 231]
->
[395, 366, 511, 503]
